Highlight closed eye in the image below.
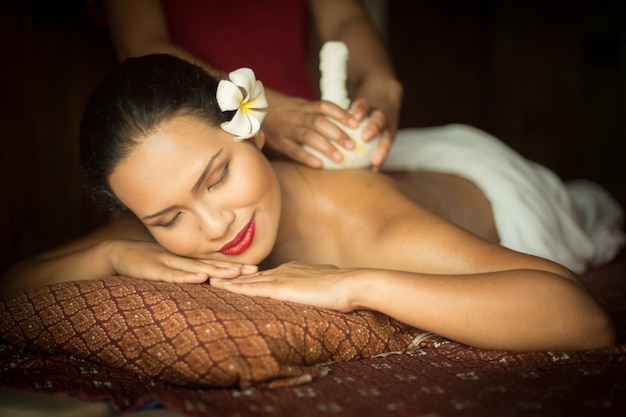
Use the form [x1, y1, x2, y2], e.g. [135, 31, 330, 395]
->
[208, 162, 229, 191]
[148, 159, 229, 229]
[158, 212, 182, 228]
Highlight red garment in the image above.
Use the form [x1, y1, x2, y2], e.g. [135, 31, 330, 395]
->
[163, 0, 318, 100]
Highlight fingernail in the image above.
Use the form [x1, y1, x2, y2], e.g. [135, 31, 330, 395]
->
[243, 265, 258, 273]
[308, 157, 323, 169]
[333, 151, 342, 161]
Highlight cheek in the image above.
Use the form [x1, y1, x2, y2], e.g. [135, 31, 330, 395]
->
[232, 153, 278, 208]
[151, 228, 202, 258]
[146, 154, 280, 260]
[250, 159, 279, 201]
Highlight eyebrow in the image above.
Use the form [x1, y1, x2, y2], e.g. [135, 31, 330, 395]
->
[141, 148, 223, 221]
[191, 148, 223, 193]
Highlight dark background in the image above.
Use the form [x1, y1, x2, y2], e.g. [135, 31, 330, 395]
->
[1, 0, 624, 274]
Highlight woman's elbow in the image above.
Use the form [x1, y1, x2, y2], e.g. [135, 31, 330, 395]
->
[582, 309, 616, 350]
[575, 309, 617, 350]
[558, 275, 616, 350]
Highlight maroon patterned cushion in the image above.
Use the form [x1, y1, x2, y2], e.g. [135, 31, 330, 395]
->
[0, 277, 424, 388]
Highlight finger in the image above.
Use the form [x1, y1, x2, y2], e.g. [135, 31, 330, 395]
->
[318, 100, 354, 128]
[217, 269, 283, 284]
[205, 260, 259, 275]
[348, 98, 372, 126]
[299, 127, 345, 162]
[361, 109, 387, 143]
[279, 136, 324, 168]
[312, 263, 340, 270]
[210, 274, 273, 294]
[196, 258, 254, 270]
[370, 130, 393, 169]
[310, 115, 355, 151]
[140, 264, 211, 284]
[219, 278, 278, 298]
[167, 257, 253, 279]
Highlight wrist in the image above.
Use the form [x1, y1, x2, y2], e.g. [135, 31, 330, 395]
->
[342, 268, 381, 311]
[98, 239, 124, 276]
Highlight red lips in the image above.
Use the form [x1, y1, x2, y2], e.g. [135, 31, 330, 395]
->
[219, 215, 255, 256]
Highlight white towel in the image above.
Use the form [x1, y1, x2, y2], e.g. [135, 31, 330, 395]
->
[383, 124, 625, 273]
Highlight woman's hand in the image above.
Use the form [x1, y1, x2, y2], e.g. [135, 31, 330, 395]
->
[350, 77, 403, 170]
[262, 97, 359, 168]
[346, 97, 394, 170]
[210, 261, 359, 313]
[106, 240, 258, 284]
[262, 78, 402, 171]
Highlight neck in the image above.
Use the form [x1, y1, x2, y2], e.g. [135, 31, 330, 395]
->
[262, 161, 310, 267]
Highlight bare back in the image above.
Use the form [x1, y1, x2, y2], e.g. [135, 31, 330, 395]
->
[266, 162, 501, 272]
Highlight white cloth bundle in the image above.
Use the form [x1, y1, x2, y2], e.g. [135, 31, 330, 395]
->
[304, 41, 380, 169]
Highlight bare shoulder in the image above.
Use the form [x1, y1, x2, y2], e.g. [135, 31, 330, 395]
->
[273, 162, 412, 222]
[272, 162, 565, 277]
[270, 163, 410, 263]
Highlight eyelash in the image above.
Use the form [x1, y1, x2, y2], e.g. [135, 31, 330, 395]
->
[157, 162, 230, 228]
[160, 213, 181, 228]
[208, 162, 230, 191]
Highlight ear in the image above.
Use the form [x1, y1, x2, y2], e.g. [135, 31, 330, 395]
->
[250, 130, 266, 149]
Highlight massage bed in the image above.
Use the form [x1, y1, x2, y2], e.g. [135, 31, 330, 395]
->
[0, 245, 624, 417]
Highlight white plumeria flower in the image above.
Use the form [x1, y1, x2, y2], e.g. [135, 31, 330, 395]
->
[216, 68, 268, 141]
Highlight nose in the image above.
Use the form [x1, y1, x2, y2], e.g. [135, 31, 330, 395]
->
[196, 204, 235, 242]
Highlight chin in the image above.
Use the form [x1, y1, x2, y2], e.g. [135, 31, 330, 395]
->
[239, 247, 271, 265]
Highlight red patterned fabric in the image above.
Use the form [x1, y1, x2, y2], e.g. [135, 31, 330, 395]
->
[1, 250, 625, 416]
[0, 277, 423, 389]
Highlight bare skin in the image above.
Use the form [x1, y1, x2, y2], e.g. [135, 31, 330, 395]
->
[1, 115, 615, 352]
[218, 163, 615, 351]
[265, 164, 499, 268]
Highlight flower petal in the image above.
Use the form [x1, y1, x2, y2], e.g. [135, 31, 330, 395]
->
[248, 80, 268, 109]
[247, 113, 261, 135]
[228, 68, 256, 100]
[216, 67, 267, 141]
[216, 80, 243, 111]
[221, 109, 253, 139]
[245, 108, 266, 128]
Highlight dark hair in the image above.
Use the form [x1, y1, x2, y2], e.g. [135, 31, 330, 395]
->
[79, 53, 230, 211]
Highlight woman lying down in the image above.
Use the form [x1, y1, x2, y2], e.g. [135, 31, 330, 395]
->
[2, 54, 624, 352]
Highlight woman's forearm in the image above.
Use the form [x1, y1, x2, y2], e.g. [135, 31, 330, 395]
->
[0, 241, 117, 297]
[0, 213, 150, 297]
[310, 0, 397, 87]
[1, 234, 258, 298]
[350, 268, 615, 351]
[210, 260, 614, 351]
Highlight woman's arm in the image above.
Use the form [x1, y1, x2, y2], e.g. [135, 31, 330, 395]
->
[101, 0, 360, 168]
[0, 212, 254, 297]
[354, 265, 614, 351]
[210, 168, 615, 351]
[309, 0, 403, 168]
[102, 0, 222, 77]
[211, 257, 615, 352]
